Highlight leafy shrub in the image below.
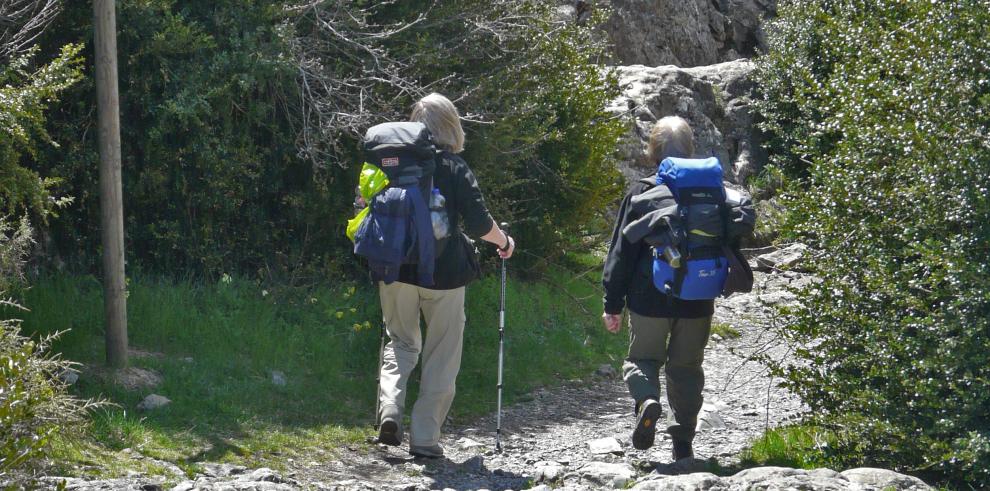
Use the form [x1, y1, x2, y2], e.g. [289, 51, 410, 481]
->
[0, 218, 93, 474]
[0, 44, 82, 219]
[38, 1, 316, 277]
[756, 0, 990, 486]
[37, 1, 622, 277]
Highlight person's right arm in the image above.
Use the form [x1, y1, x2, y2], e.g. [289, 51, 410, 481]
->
[602, 188, 643, 332]
[452, 156, 515, 259]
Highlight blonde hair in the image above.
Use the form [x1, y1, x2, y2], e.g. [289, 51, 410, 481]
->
[647, 116, 695, 163]
[410, 93, 465, 154]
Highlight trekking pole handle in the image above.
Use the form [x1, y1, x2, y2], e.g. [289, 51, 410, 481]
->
[498, 222, 511, 251]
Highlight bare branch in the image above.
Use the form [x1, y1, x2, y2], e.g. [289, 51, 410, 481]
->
[0, 0, 60, 62]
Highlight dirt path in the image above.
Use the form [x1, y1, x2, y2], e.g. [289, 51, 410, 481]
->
[285, 271, 806, 490]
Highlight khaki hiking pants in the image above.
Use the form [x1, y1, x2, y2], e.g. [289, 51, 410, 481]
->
[378, 281, 466, 447]
[623, 311, 712, 443]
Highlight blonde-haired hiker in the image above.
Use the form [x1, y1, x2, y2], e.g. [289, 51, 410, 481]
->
[601, 116, 712, 461]
[376, 93, 515, 459]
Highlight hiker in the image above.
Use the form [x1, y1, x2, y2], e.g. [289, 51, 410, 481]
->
[375, 93, 515, 459]
[601, 116, 715, 461]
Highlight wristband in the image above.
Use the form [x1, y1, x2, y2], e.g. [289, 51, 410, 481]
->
[498, 233, 512, 252]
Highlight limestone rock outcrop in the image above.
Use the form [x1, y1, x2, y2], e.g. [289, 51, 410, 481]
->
[607, 59, 764, 184]
[603, 0, 777, 67]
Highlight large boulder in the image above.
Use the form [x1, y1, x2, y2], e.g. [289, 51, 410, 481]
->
[603, 0, 777, 67]
[607, 59, 764, 184]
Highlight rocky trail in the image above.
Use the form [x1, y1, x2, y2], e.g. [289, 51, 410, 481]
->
[45, 266, 932, 490]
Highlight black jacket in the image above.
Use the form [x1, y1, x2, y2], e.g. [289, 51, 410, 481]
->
[398, 151, 493, 290]
[602, 175, 714, 318]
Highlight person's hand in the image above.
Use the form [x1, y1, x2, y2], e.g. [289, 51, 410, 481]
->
[497, 234, 515, 259]
[602, 313, 622, 333]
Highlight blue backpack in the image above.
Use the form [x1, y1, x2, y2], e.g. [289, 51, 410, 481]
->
[353, 122, 437, 286]
[648, 157, 729, 300]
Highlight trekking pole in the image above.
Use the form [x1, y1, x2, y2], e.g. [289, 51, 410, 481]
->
[495, 222, 509, 453]
[369, 271, 385, 432]
[374, 319, 385, 431]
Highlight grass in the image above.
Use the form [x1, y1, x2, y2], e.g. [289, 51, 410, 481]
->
[711, 322, 741, 340]
[15, 259, 626, 477]
[736, 424, 840, 470]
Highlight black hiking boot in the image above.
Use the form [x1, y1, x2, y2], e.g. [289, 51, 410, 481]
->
[377, 405, 403, 446]
[377, 417, 402, 446]
[672, 439, 694, 461]
[632, 399, 662, 450]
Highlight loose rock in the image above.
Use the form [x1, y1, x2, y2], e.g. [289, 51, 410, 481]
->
[58, 368, 80, 385]
[588, 437, 624, 455]
[755, 244, 809, 271]
[574, 462, 636, 488]
[136, 394, 171, 411]
[841, 467, 932, 490]
[595, 364, 618, 378]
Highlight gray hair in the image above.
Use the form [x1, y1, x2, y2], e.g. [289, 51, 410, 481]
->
[647, 116, 695, 163]
[410, 93, 465, 154]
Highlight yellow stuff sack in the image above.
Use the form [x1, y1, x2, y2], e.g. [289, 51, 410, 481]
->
[346, 163, 389, 242]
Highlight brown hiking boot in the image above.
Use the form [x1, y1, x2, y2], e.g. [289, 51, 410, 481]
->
[632, 399, 663, 450]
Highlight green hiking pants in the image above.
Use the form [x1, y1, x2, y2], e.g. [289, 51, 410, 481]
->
[623, 311, 712, 443]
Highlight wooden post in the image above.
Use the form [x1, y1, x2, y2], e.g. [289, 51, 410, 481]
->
[94, 0, 128, 368]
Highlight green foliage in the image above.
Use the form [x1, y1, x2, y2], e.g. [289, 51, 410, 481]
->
[756, 0, 990, 486]
[0, 44, 83, 219]
[451, 4, 626, 264]
[0, 218, 92, 474]
[21, 263, 625, 470]
[37, 1, 622, 277]
[0, 318, 86, 473]
[39, 1, 327, 277]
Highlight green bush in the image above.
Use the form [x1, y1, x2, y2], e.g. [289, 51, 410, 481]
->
[756, 0, 990, 486]
[0, 44, 82, 219]
[36, 1, 622, 277]
[38, 1, 319, 277]
[0, 218, 93, 474]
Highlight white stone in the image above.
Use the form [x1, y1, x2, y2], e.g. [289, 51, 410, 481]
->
[576, 462, 636, 488]
[587, 436, 624, 455]
[533, 461, 565, 482]
[136, 394, 171, 411]
[631, 472, 722, 490]
[456, 437, 486, 450]
[696, 403, 727, 430]
[841, 467, 932, 490]
[756, 244, 809, 271]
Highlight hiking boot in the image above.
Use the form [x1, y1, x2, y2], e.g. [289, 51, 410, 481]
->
[672, 439, 694, 461]
[377, 406, 402, 446]
[632, 399, 663, 450]
[409, 443, 444, 459]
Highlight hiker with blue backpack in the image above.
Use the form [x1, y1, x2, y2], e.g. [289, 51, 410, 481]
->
[602, 116, 755, 461]
[351, 93, 515, 459]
